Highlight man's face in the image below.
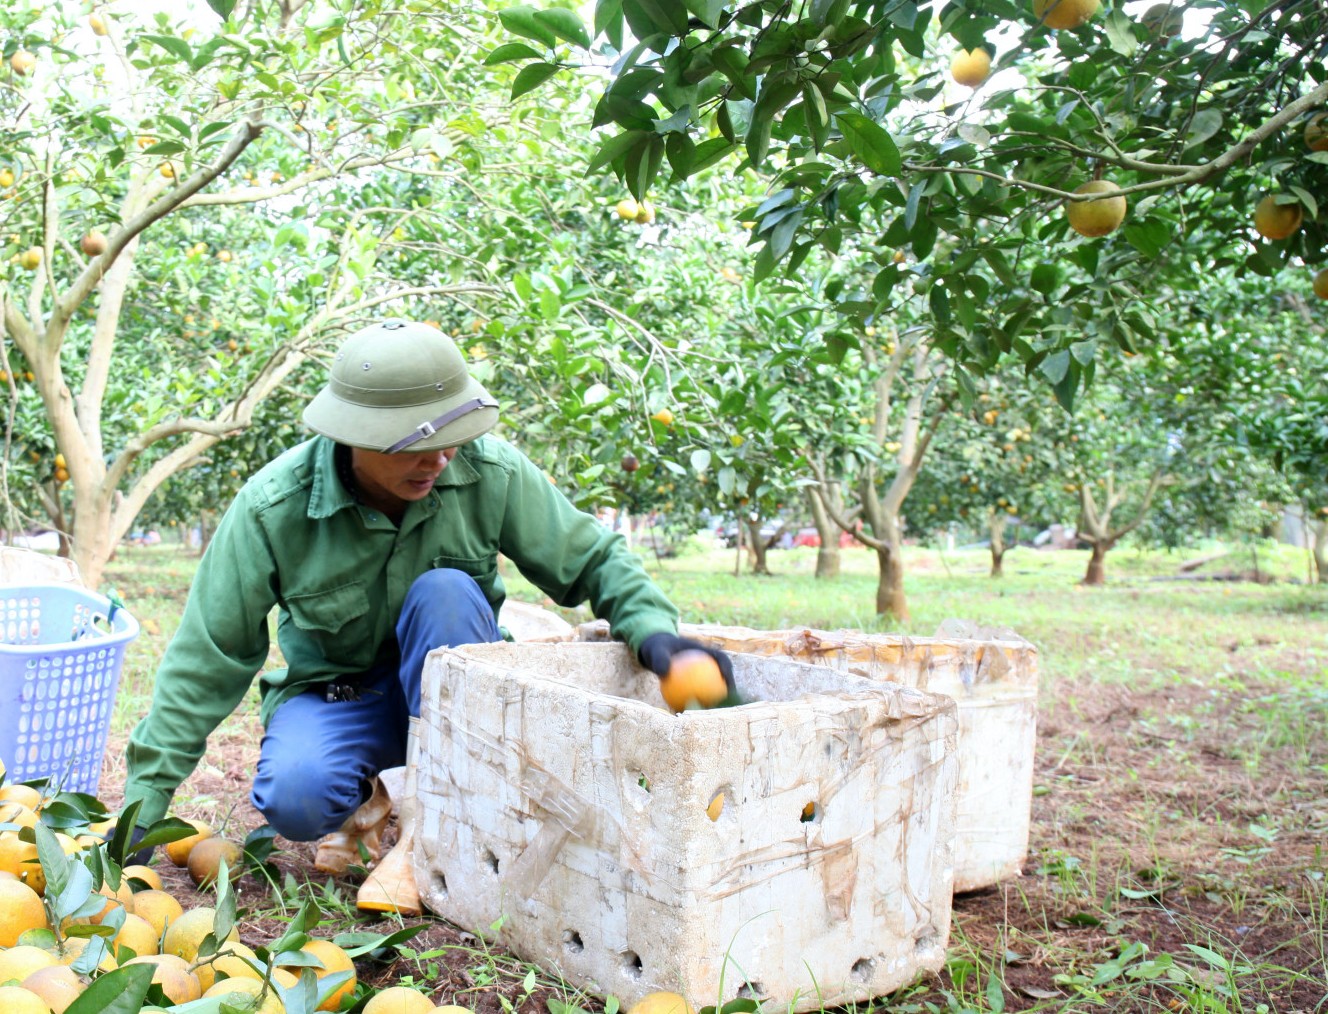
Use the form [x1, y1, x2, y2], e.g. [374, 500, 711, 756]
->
[350, 446, 459, 511]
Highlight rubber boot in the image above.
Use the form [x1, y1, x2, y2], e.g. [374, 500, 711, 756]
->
[356, 718, 422, 915]
[313, 775, 392, 875]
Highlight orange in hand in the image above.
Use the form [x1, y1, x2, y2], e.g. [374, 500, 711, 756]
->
[659, 650, 728, 713]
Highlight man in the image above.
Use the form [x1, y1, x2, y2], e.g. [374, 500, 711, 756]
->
[124, 319, 733, 914]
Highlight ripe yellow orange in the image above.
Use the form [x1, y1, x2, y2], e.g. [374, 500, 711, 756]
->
[950, 48, 991, 88]
[364, 986, 437, 1014]
[10, 50, 37, 76]
[1, 799, 40, 827]
[163, 819, 213, 867]
[0, 986, 50, 1014]
[129, 889, 183, 939]
[0, 944, 57, 983]
[627, 993, 695, 1014]
[80, 231, 108, 257]
[0, 879, 47, 946]
[634, 200, 656, 225]
[1305, 112, 1328, 152]
[1032, 0, 1099, 29]
[159, 162, 175, 179]
[18, 247, 42, 271]
[162, 905, 237, 963]
[123, 954, 202, 1005]
[658, 650, 728, 713]
[202, 976, 285, 1013]
[54, 467, 70, 484]
[89, 14, 109, 36]
[0, 170, 13, 188]
[615, 198, 639, 220]
[1313, 267, 1328, 300]
[194, 940, 260, 991]
[1253, 195, 1302, 240]
[651, 408, 674, 427]
[20, 963, 84, 1013]
[122, 864, 163, 891]
[280, 938, 356, 1012]
[1066, 180, 1127, 237]
[55, 935, 117, 973]
[217, 250, 233, 263]
[112, 911, 160, 958]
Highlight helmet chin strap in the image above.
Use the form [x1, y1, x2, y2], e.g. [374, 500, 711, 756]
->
[382, 396, 499, 453]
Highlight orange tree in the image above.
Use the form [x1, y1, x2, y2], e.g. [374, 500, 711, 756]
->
[495, 0, 1328, 409]
[0, 0, 548, 586]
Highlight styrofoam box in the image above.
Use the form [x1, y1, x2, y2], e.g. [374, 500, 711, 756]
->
[561, 621, 1038, 893]
[414, 642, 958, 1012]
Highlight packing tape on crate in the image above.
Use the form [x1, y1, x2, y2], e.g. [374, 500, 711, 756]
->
[501, 761, 597, 898]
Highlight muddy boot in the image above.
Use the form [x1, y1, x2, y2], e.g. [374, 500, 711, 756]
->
[357, 718, 422, 916]
[314, 776, 392, 875]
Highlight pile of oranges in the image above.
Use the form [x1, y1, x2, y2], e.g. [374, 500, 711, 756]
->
[0, 767, 462, 1013]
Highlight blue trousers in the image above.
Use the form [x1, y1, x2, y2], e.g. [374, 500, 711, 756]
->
[251, 569, 502, 841]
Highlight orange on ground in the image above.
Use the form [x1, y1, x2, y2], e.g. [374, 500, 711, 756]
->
[364, 986, 437, 1013]
[55, 936, 117, 973]
[163, 819, 213, 867]
[1, 803, 39, 830]
[187, 837, 243, 888]
[194, 940, 260, 992]
[122, 864, 163, 891]
[20, 963, 84, 1013]
[161, 906, 238, 963]
[202, 975, 286, 1013]
[627, 993, 696, 1014]
[123, 954, 202, 1005]
[0, 944, 57, 983]
[279, 938, 356, 1012]
[0, 985, 51, 1014]
[112, 912, 160, 958]
[0, 785, 42, 811]
[129, 890, 183, 939]
[0, 878, 46, 946]
[659, 650, 728, 713]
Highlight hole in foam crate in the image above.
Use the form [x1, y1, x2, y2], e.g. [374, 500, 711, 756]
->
[627, 770, 651, 795]
[620, 951, 643, 978]
[433, 871, 449, 898]
[851, 957, 875, 982]
[483, 847, 500, 874]
[563, 930, 584, 953]
[737, 982, 765, 1000]
[799, 800, 820, 823]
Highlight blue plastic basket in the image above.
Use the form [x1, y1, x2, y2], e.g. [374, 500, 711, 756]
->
[0, 583, 139, 795]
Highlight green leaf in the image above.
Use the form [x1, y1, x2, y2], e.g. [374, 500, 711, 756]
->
[141, 34, 193, 63]
[1104, 9, 1137, 56]
[586, 130, 652, 175]
[333, 924, 429, 959]
[1123, 220, 1171, 258]
[511, 63, 561, 101]
[484, 43, 544, 66]
[498, 6, 559, 48]
[33, 822, 72, 901]
[622, 0, 689, 37]
[205, 0, 236, 19]
[64, 962, 156, 1014]
[1040, 349, 1071, 385]
[1030, 262, 1059, 295]
[836, 112, 902, 175]
[533, 9, 591, 48]
[1288, 185, 1318, 220]
[1183, 108, 1223, 150]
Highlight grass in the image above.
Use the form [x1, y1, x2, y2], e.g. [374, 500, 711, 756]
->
[93, 537, 1327, 1013]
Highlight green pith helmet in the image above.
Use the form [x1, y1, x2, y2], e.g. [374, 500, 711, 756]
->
[303, 319, 499, 452]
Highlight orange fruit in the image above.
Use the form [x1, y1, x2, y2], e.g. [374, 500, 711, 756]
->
[1066, 180, 1127, 237]
[187, 837, 243, 888]
[658, 650, 728, 713]
[202, 976, 286, 1013]
[950, 48, 991, 88]
[280, 938, 356, 1012]
[128, 889, 182, 939]
[1253, 195, 1303, 240]
[21, 963, 84, 1013]
[0, 986, 51, 1014]
[123, 954, 201, 1005]
[163, 819, 213, 867]
[1305, 112, 1328, 152]
[112, 912, 160, 958]
[627, 993, 695, 1014]
[161, 906, 237, 963]
[122, 864, 163, 891]
[0, 943, 57, 983]
[1314, 267, 1328, 300]
[194, 940, 260, 992]
[0, 877, 46, 945]
[1032, 0, 1099, 29]
[364, 986, 437, 1013]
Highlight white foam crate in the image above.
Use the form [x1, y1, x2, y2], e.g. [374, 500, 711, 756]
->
[562, 622, 1038, 892]
[414, 641, 958, 1012]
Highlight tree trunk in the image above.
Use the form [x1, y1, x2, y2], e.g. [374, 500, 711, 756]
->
[807, 488, 840, 579]
[1083, 540, 1114, 586]
[875, 540, 909, 620]
[989, 508, 1008, 578]
[1312, 517, 1327, 584]
[744, 518, 771, 575]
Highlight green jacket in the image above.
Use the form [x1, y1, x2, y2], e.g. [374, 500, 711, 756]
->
[124, 435, 678, 825]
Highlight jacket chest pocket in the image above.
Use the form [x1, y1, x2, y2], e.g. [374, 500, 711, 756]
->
[285, 581, 373, 666]
[432, 554, 499, 601]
